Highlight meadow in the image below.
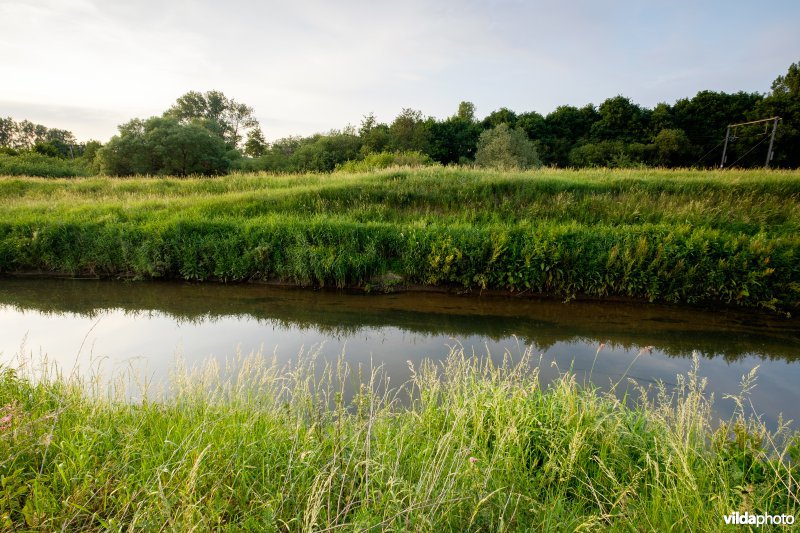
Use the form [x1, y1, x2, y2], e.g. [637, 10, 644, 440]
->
[0, 167, 798, 311]
[1, 347, 798, 530]
[1, 167, 800, 530]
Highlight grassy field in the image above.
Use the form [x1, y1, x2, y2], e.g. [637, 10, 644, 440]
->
[1, 347, 798, 530]
[0, 167, 799, 310]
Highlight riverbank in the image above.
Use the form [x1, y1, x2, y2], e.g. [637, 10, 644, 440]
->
[1, 167, 798, 311]
[1, 346, 797, 530]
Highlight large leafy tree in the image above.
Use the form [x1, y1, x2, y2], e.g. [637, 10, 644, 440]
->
[591, 96, 650, 143]
[164, 90, 258, 149]
[481, 107, 517, 129]
[97, 117, 230, 176]
[388, 108, 432, 153]
[543, 104, 599, 166]
[672, 90, 762, 165]
[244, 127, 267, 157]
[359, 113, 392, 154]
[291, 131, 362, 172]
[751, 61, 800, 167]
[427, 101, 481, 164]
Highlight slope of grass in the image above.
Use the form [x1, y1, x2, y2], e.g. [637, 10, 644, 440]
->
[0, 347, 797, 530]
[0, 167, 799, 309]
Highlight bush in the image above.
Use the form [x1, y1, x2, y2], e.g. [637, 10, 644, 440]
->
[0, 153, 92, 177]
[475, 124, 540, 169]
[337, 151, 434, 172]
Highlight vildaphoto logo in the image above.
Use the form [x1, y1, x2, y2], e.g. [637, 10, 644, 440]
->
[723, 511, 795, 527]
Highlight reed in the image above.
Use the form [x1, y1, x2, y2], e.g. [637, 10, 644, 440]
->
[1, 167, 798, 310]
[0, 346, 797, 530]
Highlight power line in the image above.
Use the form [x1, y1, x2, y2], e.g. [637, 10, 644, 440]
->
[724, 136, 770, 169]
[693, 139, 726, 167]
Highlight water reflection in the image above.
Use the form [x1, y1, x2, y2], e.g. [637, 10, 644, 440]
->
[1, 278, 799, 427]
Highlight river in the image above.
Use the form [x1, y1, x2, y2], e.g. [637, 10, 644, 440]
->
[1, 278, 798, 428]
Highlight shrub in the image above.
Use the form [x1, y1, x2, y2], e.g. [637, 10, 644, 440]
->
[337, 151, 434, 172]
[474, 124, 540, 169]
[0, 153, 91, 177]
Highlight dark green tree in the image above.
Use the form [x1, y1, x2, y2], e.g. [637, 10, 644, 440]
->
[291, 131, 362, 172]
[97, 117, 230, 176]
[591, 96, 649, 143]
[388, 108, 431, 153]
[359, 113, 392, 154]
[427, 102, 481, 164]
[244, 127, 267, 157]
[481, 107, 517, 129]
[652, 128, 692, 166]
[164, 90, 259, 149]
[751, 61, 800, 167]
[672, 90, 762, 165]
[544, 104, 599, 166]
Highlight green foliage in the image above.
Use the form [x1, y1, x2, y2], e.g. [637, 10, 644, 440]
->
[591, 95, 650, 143]
[97, 117, 230, 176]
[164, 90, 259, 149]
[0, 153, 91, 177]
[336, 151, 434, 172]
[0, 348, 796, 530]
[388, 108, 432, 153]
[32, 142, 61, 158]
[0, 118, 77, 152]
[1, 167, 798, 310]
[568, 141, 649, 168]
[237, 132, 363, 173]
[244, 127, 266, 157]
[752, 61, 800, 168]
[427, 102, 482, 164]
[475, 124, 540, 169]
[652, 128, 693, 166]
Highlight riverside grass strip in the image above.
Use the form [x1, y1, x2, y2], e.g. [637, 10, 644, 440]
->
[0, 167, 798, 310]
[0, 347, 797, 530]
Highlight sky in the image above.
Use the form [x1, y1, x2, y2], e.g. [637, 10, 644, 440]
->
[1, 0, 799, 143]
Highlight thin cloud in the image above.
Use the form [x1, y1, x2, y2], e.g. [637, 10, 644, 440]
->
[1, 0, 797, 142]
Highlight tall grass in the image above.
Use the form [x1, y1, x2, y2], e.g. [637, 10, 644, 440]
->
[0, 167, 798, 309]
[0, 153, 92, 178]
[0, 347, 797, 530]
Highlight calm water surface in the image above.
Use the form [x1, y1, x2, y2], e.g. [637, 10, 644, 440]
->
[1, 278, 799, 427]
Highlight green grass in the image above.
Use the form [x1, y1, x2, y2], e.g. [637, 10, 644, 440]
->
[1, 347, 798, 530]
[0, 167, 799, 309]
[0, 153, 92, 178]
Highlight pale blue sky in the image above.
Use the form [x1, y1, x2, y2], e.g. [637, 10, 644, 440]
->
[1, 0, 798, 142]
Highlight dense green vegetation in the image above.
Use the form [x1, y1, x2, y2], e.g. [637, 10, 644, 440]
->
[0, 347, 797, 530]
[1, 62, 798, 176]
[0, 153, 93, 178]
[0, 167, 798, 310]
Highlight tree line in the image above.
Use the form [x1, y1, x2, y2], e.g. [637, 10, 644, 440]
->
[1, 61, 798, 176]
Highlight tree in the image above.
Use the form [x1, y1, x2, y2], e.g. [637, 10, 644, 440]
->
[672, 90, 762, 165]
[0, 118, 16, 148]
[652, 128, 692, 166]
[164, 90, 259, 149]
[244, 127, 267, 157]
[359, 113, 392, 154]
[751, 61, 800, 167]
[482, 107, 517, 129]
[649, 103, 675, 138]
[475, 123, 540, 169]
[591, 96, 649, 143]
[389, 108, 431, 153]
[97, 117, 230, 176]
[543, 104, 599, 166]
[427, 102, 481, 164]
[290, 131, 362, 172]
[456, 101, 476, 122]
